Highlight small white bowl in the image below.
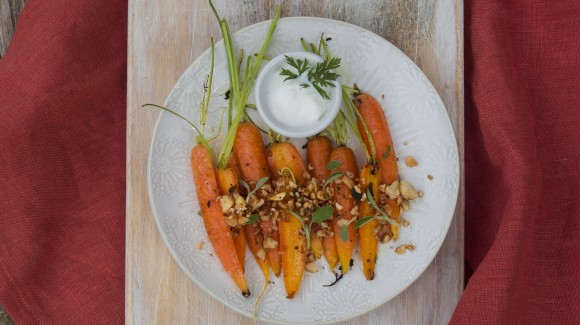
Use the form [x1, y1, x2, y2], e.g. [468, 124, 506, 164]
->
[254, 51, 342, 138]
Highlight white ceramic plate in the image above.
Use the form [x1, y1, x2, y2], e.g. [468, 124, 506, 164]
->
[148, 17, 459, 324]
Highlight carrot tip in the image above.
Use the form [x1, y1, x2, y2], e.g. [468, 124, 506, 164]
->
[242, 290, 251, 298]
[365, 272, 375, 281]
[286, 292, 296, 299]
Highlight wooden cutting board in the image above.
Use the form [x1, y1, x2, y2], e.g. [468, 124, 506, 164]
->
[126, 0, 464, 323]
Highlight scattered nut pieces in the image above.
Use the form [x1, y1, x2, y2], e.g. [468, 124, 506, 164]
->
[256, 248, 266, 261]
[402, 219, 410, 227]
[401, 200, 410, 211]
[405, 156, 418, 167]
[219, 195, 234, 213]
[304, 262, 319, 273]
[427, 174, 434, 180]
[385, 180, 400, 200]
[400, 181, 419, 200]
[395, 244, 416, 254]
[263, 237, 279, 249]
[196, 241, 204, 250]
[418, 190, 424, 198]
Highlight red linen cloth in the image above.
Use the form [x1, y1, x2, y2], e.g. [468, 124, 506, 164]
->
[0, 0, 126, 324]
[0, 0, 578, 324]
[451, 1, 580, 324]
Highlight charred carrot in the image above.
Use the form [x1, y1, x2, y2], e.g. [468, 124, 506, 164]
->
[233, 122, 282, 277]
[268, 141, 307, 299]
[190, 144, 249, 297]
[358, 164, 381, 280]
[307, 136, 339, 267]
[354, 93, 402, 239]
[329, 146, 359, 274]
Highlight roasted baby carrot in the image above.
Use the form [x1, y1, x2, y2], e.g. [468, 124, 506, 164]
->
[215, 167, 246, 269]
[307, 136, 339, 267]
[233, 122, 282, 277]
[268, 141, 307, 299]
[190, 144, 249, 297]
[354, 93, 402, 240]
[329, 146, 359, 274]
[358, 164, 381, 280]
[268, 141, 307, 185]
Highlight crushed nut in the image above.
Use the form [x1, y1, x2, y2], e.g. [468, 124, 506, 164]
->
[350, 206, 359, 216]
[405, 156, 418, 167]
[418, 190, 424, 198]
[263, 237, 279, 249]
[395, 244, 416, 254]
[196, 241, 204, 250]
[380, 233, 391, 243]
[219, 195, 234, 213]
[335, 202, 344, 211]
[304, 262, 319, 273]
[268, 192, 287, 201]
[400, 181, 418, 200]
[256, 247, 266, 261]
[401, 200, 410, 211]
[427, 174, 434, 180]
[385, 180, 400, 200]
[402, 219, 410, 227]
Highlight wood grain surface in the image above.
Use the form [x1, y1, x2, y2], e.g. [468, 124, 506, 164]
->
[127, 0, 464, 324]
[1, 0, 25, 321]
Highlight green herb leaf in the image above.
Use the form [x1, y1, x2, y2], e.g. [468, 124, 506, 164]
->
[354, 216, 376, 229]
[279, 55, 340, 100]
[326, 160, 342, 170]
[323, 171, 344, 190]
[381, 146, 392, 161]
[366, 188, 399, 226]
[280, 68, 298, 81]
[244, 176, 270, 203]
[300, 83, 310, 89]
[238, 179, 250, 194]
[246, 214, 260, 225]
[312, 205, 334, 223]
[339, 226, 349, 241]
[255, 176, 269, 190]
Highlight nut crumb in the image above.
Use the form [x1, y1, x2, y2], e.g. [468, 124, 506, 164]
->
[395, 244, 416, 254]
[402, 219, 410, 227]
[196, 241, 204, 250]
[427, 174, 434, 180]
[405, 156, 418, 167]
[418, 190, 424, 198]
[304, 262, 319, 273]
[403, 141, 408, 146]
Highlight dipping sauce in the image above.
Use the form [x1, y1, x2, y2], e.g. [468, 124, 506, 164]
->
[261, 61, 334, 131]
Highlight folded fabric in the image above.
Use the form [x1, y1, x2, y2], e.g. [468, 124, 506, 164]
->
[1, 0, 578, 324]
[452, 0, 580, 324]
[0, 0, 126, 324]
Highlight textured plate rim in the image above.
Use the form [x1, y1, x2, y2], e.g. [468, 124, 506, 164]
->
[146, 16, 460, 325]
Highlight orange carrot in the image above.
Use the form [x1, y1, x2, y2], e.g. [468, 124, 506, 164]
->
[268, 141, 306, 185]
[244, 224, 270, 281]
[354, 93, 402, 240]
[215, 167, 246, 270]
[310, 228, 323, 259]
[329, 146, 359, 274]
[307, 136, 339, 267]
[268, 141, 307, 299]
[233, 122, 282, 277]
[358, 164, 380, 280]
[190, 144, 249, 297]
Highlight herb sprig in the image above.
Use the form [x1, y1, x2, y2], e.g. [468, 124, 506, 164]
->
[288, 205, 334, 249]
[279, 55, 341, 100]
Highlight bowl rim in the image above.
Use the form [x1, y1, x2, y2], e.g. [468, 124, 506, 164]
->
[254, 51, 342, 138]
